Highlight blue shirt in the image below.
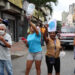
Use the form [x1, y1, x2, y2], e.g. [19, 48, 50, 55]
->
[27, 32, 42, 53]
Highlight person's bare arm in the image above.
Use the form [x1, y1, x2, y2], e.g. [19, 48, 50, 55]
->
[29, 22, 39, 35]
[23, 40, 29, 48]
[0, 36, 11, 48]
[74, 37, 75, 46]
[43, 27, 49, 44]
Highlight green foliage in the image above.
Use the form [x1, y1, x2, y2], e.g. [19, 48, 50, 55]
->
[35, 10, 44, 17]
[44, 5, 53, 15]
[28, 0, 58, 8]
[57, 21, 62, 30]
[28, 0, 58, 20]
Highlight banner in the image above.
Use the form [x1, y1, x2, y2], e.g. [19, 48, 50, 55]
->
[48, 19, 57, 32]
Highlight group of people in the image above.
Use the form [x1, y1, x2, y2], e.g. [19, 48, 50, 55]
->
[0, 17, 75, 75]
[0, 18, 13, 75]
[24, 21, 62, 75]
[0, 17, 62, 75]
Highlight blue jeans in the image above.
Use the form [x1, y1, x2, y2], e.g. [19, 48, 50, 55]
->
[0, 60, 13, 75]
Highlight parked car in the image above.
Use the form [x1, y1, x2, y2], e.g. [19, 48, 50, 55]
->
[60, 26, 75, 47]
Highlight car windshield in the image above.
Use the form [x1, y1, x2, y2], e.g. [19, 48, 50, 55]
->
[61, 27, 75, 33]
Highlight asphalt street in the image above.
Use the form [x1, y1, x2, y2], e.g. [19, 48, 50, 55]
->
[11, 47, 75, 75]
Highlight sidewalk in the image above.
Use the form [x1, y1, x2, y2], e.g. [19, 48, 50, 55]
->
[10, 41, 28, 59]
[10, 41, 46, 59]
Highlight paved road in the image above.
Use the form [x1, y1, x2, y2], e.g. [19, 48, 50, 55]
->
[12, 47, 75, 75]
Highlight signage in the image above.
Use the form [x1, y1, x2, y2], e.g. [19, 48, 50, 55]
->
[48, 19, 57, 32]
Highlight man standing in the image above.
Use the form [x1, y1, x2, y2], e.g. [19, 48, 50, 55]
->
[0, 23, 13, 75]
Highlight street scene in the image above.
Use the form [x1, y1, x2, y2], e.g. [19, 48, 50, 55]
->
[11, 46, 75, 75]
[0, 0, 75, 75]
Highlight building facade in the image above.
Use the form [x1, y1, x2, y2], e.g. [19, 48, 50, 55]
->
[0, 0, 28, 42]
[62, 3, 75, 26]
[62, 11, 68, 26]
[69, 3, 75, 14]
[69, 3, 75, 26]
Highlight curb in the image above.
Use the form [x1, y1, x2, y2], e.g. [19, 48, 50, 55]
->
[11, 51, 28, 59]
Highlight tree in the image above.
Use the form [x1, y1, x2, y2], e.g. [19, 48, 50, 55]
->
[57, 21, 62, 31]
[44, 4, 53, 15]
[28, 0, 57, 13]
[28, 0, 58, 21]
[28, 0, 57, 7]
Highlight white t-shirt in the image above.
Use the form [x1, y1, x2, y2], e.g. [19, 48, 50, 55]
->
[0, 33, 12, 60]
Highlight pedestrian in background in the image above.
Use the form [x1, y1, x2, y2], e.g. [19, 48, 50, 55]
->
[0, 18, 8, 26]
[44, 24, 61, 75]
[73, 37, 75, 74]
[23, 21, 42, 75]
[0, 23, 13, 75]
[40, 23, 45, 46]
[73, 37, 75, 59]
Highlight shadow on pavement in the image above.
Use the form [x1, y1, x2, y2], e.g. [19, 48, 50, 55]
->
[64, 45, 73, 50]
[11, 55, 24, 60]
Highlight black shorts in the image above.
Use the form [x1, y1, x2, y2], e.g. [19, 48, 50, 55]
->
[45, 56, 60, 73]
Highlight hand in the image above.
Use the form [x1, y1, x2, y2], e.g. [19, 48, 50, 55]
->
[44, 24, 48, 29]
[23, 39, 27, 44]
[0, 18, 3, 22]
[0, 36, 4, 41]
[27, 15, 32, 22]
[21, 37, 27, 44]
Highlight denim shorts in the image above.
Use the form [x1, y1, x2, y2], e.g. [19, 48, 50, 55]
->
[27, 51, 43, 61]
[0, 60, 13, 75]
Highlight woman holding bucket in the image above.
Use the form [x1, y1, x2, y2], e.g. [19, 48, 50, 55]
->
[44, 22, 62, 75]
[22, 21, 42, 75]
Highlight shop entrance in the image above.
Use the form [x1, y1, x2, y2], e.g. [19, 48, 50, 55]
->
[8, 19, 16, 41]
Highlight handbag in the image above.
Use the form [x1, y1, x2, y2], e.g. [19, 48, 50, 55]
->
[59, 50, 66, 58]
[49, 57, 55, 64]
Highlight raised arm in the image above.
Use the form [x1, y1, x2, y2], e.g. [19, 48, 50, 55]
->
[43, 25, 49, 44]
[0, 36, 11, 48]
[29, 22, 39, 35]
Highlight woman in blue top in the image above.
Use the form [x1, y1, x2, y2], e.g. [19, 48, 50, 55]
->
[24, 21, 42, 75]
